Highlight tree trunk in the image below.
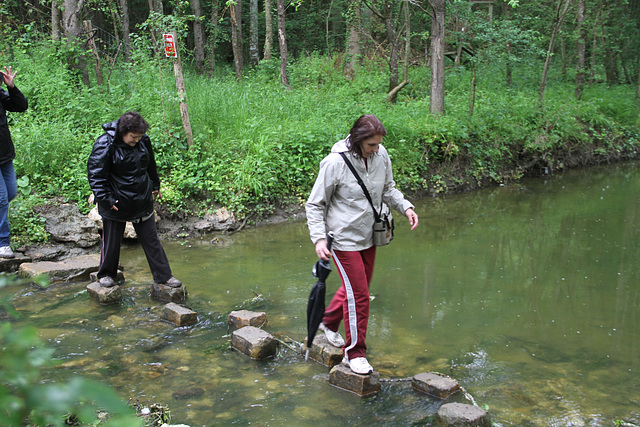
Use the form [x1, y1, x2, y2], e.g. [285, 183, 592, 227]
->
[538, 0, 571, 104]
[231, 0, 244, 80]
[52, 1, 61, 41]
[264, 0, 273, 60]
[589, 0, 602, 86]
[277, 0, 289, 87]
[209, 0, 219, 77]
[192, 0, 206, 74]
[575, 0, 586, 99]
[469, 65, 476, 117]
[250, 0, 259, 66]
[170, 32, 194, 148]
[83, 20, 103, 86]
[120, 0, 131, 62]
[430, 0, 446, 115]
[326, 0, 335, 53]
[403, 0, 410, 83]
[384, 4, 399, 97]
[560, 34, 567, 78]
[504, 2, 512, 86]
[344, 0, 361, 80]
[62, 0, 90, 85]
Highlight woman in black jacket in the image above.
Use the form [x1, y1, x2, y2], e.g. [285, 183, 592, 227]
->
[87, 111, 181, 288]
[0, 66, 28, 259]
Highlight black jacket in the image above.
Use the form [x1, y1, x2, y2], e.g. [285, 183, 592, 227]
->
[87, 120, 160, 222]
[0, 85, 28, 165]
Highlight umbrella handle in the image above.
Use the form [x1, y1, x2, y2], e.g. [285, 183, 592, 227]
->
[326, 232, 334, 252]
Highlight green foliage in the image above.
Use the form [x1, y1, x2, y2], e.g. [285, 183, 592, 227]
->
[0, 29, 637, 243]
[0, 275, 141, 427]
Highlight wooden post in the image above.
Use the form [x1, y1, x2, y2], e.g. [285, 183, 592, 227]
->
[168, 32, 194, 148]
[83, 21, 103, 86]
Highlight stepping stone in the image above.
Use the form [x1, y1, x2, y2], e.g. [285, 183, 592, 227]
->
[228, 310, 267, 331]
[412, 372, 461, 399]
[19, 254, 100, 283]
[86, 282, 122, 305]
[437, 403, 490, 426]
[303, 334, 343, 367]
[231, 326, 277, 359]
[0, 253, 32, 273]
[162, 303, 198, 326]
[328, 362, 381, 397]
[151, 282, 187, 302]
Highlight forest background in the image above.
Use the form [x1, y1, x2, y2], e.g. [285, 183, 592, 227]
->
[1, 0, 639, 247]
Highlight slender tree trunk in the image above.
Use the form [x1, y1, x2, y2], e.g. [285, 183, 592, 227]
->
[560, 34, 567, 78]
[589, 0, 602, 86]
[430, 0, 446, 115]
[250, 0, 259, 66]
[52, 1, 61, 41]
[170, 32, 194, 148]
[403, 0, 410, 83]
[504, 1, 512, 86]
[264, 0, 273, 60]
[344, 0, 361, 80]
[539, 0, 571, 104]
[575, 0, 586, 99]
[384, 4, 399, 96]
[277, 0, 289, 87]
[209, 0, 219, 77]
[326, 0, 335, 53]
[192, 0, 206, 73]
[230, 0, 244, 80]
[469, 65, 476, 117]
[120, 0, 131, 62]
[84, 20, 103, 86]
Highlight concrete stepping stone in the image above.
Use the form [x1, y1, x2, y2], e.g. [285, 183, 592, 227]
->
[151, 282, 187, 302]
[303, 334, 343, 367]
[412, 372, 461, 399]
[86, 282, 122, 305]
[19, 254, 100, 282]
[162, 303, 198, 326]
[231, 326, 277, 359]
[328, 362, 381, 397]
[228, 310, 267, 331]
[437, 402, 490, 426]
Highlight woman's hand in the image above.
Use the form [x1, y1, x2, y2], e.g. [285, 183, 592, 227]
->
[315, 239, 332, 261]
[405, 208, 419, 230]
[0, 66, 17, 88]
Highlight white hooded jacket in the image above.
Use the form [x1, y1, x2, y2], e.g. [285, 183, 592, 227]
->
[305, 137, 414, 251]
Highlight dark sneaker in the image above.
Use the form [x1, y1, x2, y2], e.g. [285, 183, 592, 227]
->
[0, 246, 15, 259]
[98, 276, 115, 287]
[163, 277, 182, 288]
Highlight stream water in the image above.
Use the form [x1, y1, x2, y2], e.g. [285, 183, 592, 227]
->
[4, 161, 640, 426]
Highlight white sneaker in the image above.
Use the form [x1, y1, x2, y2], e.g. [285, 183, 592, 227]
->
[319, 323, 345, 347]
[344, 356, 373, 375]
[0, 246, 15, 259]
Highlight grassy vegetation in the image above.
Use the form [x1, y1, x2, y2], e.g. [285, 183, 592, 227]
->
[5, 36, 639, 246]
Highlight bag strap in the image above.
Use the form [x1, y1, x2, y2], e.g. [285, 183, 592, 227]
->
[339, 152, 381, 222]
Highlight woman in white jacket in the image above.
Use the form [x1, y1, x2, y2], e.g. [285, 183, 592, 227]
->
[306, 114, 419, 374]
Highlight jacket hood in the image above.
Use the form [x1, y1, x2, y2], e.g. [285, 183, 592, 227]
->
[102, 120, 118, 139]
[331, 137, 350, 153]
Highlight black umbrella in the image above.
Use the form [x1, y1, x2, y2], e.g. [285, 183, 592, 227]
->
[305, 232, 334, 360]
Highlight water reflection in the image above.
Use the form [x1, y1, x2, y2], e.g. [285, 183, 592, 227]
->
[4, 162, 640, 425]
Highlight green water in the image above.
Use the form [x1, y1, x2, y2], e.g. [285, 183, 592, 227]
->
[4, 162, 640, 426]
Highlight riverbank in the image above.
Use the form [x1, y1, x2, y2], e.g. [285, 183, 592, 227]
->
[8, 143, 638, 269]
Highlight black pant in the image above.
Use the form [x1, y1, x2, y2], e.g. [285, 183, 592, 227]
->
[98, 215, 172, 283]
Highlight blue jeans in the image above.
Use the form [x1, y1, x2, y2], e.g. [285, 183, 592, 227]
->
[0, 161, 17, 247]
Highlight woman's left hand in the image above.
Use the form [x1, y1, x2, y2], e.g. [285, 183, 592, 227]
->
[405, 208, 419, 230]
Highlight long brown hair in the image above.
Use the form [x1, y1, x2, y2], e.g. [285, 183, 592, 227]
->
[348, 114, 387, 157]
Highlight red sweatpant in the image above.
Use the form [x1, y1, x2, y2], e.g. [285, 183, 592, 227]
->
[322, 246, 377, 360]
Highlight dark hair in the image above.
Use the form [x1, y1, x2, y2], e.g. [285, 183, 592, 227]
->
[348, 114, 387, 157]
[117, 111, 150, 136]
